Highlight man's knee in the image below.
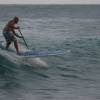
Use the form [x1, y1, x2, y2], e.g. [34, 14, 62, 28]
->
[7, 41, 11, 45]
[14, 38, 17, 43]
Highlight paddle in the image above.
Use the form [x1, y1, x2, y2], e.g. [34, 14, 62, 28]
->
[18, 28, 29, 49]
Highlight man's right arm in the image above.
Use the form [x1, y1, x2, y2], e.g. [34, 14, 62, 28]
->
[11, 29, 22, 38]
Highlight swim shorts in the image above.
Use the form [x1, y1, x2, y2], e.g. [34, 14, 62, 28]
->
[3, 32, 16, 43]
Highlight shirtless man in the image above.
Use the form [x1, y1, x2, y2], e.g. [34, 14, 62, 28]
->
[3, 17, 22, 54]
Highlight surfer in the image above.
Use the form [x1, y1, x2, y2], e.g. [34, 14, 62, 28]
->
[2, 17, 22, 54]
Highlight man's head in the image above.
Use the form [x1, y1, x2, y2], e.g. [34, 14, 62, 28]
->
[13, 17, 19, 23]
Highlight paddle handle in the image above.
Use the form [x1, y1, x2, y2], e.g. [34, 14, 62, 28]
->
[18, 29, 29, 49]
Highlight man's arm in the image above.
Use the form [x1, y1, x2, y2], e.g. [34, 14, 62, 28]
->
[12, 30, 22, 38]
[8, 21, 22, 38]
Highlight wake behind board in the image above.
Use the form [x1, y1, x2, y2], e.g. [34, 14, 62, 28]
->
[18, 50, 65, 57]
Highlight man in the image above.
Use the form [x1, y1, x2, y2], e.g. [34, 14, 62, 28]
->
[3, 17, 22, 54]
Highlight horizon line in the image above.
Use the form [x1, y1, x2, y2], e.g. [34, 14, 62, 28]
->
[0, 3, 100, 5]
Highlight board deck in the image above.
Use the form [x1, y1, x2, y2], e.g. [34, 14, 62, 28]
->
[17, 50, 65, 57]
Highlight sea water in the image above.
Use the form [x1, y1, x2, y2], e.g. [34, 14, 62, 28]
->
[0, 5, 100, 100]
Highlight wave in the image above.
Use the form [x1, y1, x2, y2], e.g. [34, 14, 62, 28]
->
[0, 41, 48, 68]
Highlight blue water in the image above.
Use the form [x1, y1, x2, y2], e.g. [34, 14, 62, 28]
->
[0, 5, 100, 100]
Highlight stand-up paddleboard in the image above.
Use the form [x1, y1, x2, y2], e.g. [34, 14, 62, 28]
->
[18, 50, 65, 57]
[0, 41, 65, 57]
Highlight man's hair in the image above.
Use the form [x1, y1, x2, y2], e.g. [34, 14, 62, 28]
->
[13, 16, 19, 23]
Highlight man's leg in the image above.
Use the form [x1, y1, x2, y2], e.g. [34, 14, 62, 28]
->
[6, 42, 11, 50]
[14, 40, 19, 54]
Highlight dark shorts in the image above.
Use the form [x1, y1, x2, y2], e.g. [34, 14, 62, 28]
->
[3, 32, 16, 43]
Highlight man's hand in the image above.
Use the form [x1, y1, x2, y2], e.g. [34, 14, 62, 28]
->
[15, 33, 23, 38]
[14, 24, 20, 29]
[17, 26, 20, 29]
[19, 36, 23, 38]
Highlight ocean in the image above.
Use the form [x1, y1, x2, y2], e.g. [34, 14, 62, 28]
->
[0, 5, 100, 100]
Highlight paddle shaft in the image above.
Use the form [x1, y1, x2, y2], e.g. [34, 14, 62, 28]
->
[18, 29, 29, 49]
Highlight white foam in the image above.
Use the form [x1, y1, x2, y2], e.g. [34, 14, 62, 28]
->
[22, 57, 48, 68]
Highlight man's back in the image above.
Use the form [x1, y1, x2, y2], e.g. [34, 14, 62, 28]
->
[3, 20, 15, 33]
